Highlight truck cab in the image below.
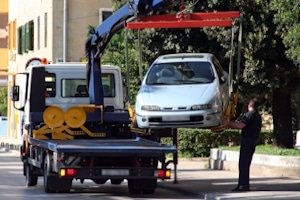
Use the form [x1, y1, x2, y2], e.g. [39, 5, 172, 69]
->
[11, 62, 128, 140]
[14, 62, 125, 112]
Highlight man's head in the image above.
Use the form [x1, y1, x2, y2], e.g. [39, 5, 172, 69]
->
[248, 98, 259, 111]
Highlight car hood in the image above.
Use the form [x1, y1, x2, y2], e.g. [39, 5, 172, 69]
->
[137, 83, 217, 107]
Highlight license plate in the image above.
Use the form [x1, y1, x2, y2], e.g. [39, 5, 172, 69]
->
[101, 169, 129, 176]
[162, 115, 189, 121]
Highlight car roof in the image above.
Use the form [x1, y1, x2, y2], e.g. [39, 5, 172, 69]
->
[154, 53, 214, 64]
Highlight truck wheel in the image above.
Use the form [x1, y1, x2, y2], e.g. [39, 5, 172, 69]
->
[111, 179, 123, 185]
[141, 179, 156, 194]
[43, 154, 56, 193]
[128, 180, 141, 194]
[25, 160, 38, 186]
[128, 179, 157, 194]
[43, 154, 72, 193]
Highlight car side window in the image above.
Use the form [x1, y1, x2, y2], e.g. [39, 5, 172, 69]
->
[212, 56, 224, 79]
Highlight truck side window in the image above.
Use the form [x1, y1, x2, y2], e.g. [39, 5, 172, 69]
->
[102, 73, 115, 97]
[45, 73, 56, 97]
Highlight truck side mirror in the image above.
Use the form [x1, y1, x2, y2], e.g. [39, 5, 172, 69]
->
[11, 86, 20, 101]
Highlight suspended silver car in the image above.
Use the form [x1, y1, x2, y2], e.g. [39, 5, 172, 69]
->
[135, 53, 230, 129]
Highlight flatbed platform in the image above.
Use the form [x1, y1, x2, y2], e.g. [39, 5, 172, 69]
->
[29, 137, 176, 155]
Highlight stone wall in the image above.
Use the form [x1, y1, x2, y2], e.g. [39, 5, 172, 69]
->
[209, 148, 300, 177]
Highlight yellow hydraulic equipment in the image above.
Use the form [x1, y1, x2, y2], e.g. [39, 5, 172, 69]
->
[128, 105, 148, 136]
[210, 92, 239, 133]
[33, 105, 106, 139]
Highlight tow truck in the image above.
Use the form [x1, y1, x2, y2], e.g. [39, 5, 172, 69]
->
[10, 0, 241, 195]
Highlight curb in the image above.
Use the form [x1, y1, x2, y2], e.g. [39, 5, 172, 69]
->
[0, 147, 10, 153]
[209, 148, 300, 177]
[0, 142, 21, 151]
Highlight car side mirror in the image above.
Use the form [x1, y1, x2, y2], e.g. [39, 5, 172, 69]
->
[220, 76, 227, 84]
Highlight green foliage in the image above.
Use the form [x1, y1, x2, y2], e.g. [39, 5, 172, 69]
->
[176, 129, 240, 157]
[0, 87, 7, 115]
[102, 30, 141, 105]
[104, 0, 299, 147]
[272, 0, 300, 65]
[205, 0, 297, 109]
[220, 144, 300, 156]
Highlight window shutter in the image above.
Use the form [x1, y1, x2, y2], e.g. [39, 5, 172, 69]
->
[21, 25, 26, 53]
[25, 22, 29, 52]
[29, 20, 34, 50]
[17, 27, 22, 54]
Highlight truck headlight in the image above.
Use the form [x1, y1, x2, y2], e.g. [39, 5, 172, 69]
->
[191, 104, 212, 110]
[141, 105, 160, 111]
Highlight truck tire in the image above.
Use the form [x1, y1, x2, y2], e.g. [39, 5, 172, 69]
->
[25, 160, 38, 186]
[43, 154, 72, 193]
[43, 154, 56, 193]
[111, 179, 123, 185]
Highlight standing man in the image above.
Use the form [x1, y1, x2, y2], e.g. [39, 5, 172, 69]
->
[222, 98, 262, 192]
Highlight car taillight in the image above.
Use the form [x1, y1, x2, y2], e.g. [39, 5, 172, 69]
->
[60, 168, 77, 177]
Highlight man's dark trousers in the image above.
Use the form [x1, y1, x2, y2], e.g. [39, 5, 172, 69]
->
[238, 137, 257, 188]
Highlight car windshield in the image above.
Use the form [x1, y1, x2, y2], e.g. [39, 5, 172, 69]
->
[146, 62, 215, 85]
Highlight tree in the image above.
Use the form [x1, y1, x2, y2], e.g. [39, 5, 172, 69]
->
[204, 0, 297, 148]
[272, 0, 300, 65]
[0, 87, 8, 115]
[107, 0, 298, 147]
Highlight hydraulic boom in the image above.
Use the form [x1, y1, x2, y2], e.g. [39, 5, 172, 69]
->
[86, 0, 179, 105]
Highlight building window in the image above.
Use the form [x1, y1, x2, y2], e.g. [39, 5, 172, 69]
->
[99, 8, 112, 24]
[37, 16, 40, 50]
[44, 13, 47, 48]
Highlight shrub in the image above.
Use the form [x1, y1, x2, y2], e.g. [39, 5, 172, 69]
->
[161, 128, 274, 158]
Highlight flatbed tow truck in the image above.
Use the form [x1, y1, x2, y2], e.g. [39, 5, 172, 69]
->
[10, 0, 241, 195]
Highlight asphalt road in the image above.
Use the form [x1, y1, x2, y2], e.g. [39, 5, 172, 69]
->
[1, 148, 300, 200]
[0, 150, 203, 200]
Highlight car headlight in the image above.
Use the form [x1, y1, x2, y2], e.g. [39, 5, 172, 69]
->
[191, 104, 212, 110]
[141, 105, 160, 111]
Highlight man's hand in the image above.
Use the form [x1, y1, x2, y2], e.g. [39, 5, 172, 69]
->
[222, 119, 230, 126]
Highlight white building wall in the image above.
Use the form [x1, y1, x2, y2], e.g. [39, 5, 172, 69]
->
[16, 0, 54, 71]
[13, 0, 113, 69]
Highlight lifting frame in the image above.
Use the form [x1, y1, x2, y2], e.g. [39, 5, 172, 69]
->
[124, 10, 242, 182]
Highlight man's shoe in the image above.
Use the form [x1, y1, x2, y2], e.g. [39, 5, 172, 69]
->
[232, 185, 250, 192]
